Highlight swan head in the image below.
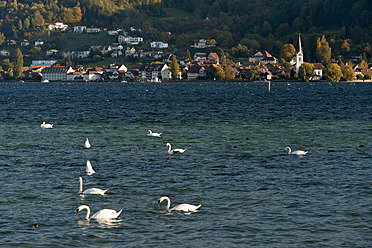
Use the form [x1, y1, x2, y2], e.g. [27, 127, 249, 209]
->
[166, 143, 170, 147]
[148, 130, 152, 134]
[76, 205, 89, 214]
[158, 196, 168, 205]
[284, 146, 291, 153]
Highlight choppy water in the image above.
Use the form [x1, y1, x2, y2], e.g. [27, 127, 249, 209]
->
[0, 81, 371, 247]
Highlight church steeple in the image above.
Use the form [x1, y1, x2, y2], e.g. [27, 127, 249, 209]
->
[295, 33, 304, 74]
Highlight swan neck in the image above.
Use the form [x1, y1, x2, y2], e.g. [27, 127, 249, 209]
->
[79, 177, 83, 192]
[165, 197, 171, 210]
[167, 144, 171, 153]
[85, 206, 90, 220]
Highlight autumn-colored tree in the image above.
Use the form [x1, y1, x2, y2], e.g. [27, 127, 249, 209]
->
[316, 35, 332, 65]
[280, 44, 296, 61]
[0, 32, 5, 45]
[224, 66, 235, 80]
[214, 66, 225, 80]
[13, 48, 23, 79]
[325, 64, 342, 82]
[1, 59, 13, 70]
[170, 56, 179, 80]
[298, 62, 314, 82]
[358, 59, 368, 69]
[341, 64, 355, 81]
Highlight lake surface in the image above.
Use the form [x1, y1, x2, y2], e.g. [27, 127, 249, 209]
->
[0, 81, 371, 247]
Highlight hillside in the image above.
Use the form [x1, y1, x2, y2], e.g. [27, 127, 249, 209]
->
[0, 0, 371, 64]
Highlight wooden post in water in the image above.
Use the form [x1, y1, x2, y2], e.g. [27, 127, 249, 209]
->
[267, 74, 272, 92]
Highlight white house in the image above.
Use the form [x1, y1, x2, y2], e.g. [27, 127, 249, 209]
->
[73, 26, 86, 33]
[139, 63, 168, 81]
[0, 49, 10, 56]
[108, 29, 121, 35]
[311, 63, 323, 80]
[150, 41, 168, 49]
[118, 35, 143, 45]
[191, 39, 213, 48]
[125, 47, 136, 56]
[194, 53, 207, 62]
[161, 67, 172, 80]
[34, 39, 44, 46]
[31, 60, 57, 67]
[86, 27, 101, 33]
[48, 22, 68, 31]
[249, 51, 278, 64]
[21, 40, 30, 46]
[42, 67, 74, 81]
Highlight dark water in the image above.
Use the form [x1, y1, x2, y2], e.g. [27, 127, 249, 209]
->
[0, 81, 371, 247]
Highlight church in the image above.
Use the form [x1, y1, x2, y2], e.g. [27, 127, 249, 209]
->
[290, 34, 323, 80]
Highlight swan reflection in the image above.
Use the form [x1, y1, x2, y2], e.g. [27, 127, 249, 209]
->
[96, 218, 122, 228]
[76, 218, 122, 229]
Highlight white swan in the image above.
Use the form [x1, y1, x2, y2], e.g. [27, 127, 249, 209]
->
[76, 205, 122, 220]
[158, 196, 201, 212]
[147, 129, 162, 137]
[41, 121, 53, 129]
[84, 138, 91, 149]
[284, 146, 308, 156]
[78, 177, 108, 195]
[166, 143, 186, 154]
[86, 160, 96, 175]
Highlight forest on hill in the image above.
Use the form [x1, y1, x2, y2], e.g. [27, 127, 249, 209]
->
[0, 0, 371, 63]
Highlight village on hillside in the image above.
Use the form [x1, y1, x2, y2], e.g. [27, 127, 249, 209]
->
[1, 23, 371, 82]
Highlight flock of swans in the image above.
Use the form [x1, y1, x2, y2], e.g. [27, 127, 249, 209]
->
[40, 123, 308, 222]
[43, 126, 200, 221]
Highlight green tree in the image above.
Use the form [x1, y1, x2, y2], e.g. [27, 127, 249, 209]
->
[248, 66, 261, 80]
[364, 74, 371, 80]
[298, 62, 315, 82]
[232, 44, 249, 58]
[185, 49, 191, 61]
[13, 48, 23, 79]
[65, 54, 72, 67]
[325, 64, 342, 82]
[280, 44, 296, 61]
[170, 56, 179, 80]
[31, 46, 41, 59]
[356, 74, 364, 80]
[341, 39, 350, 54]
[31, 11, 45, 28]
[341, 64, 355, 81]
[316, 35, 332, 65]
[275, 23, 291, 37]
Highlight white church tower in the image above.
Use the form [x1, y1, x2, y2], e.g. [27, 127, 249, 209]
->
[295, 33, 303, 74]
